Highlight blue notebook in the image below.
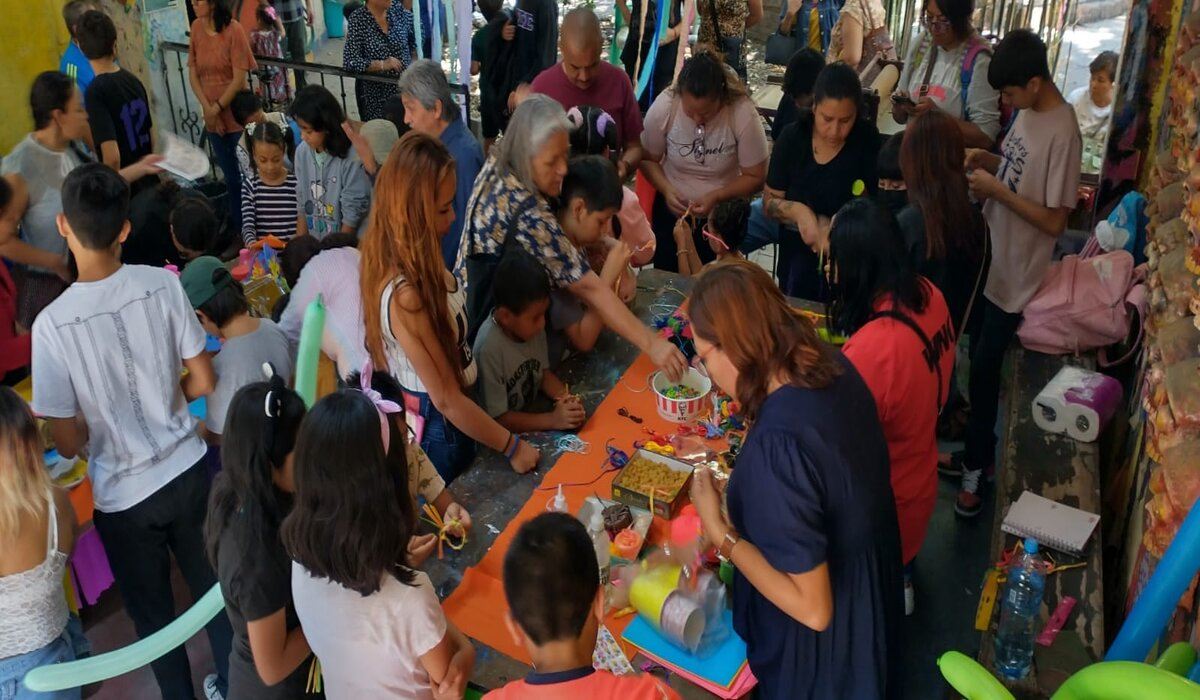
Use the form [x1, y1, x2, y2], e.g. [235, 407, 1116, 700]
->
[621, 609, 747, 688]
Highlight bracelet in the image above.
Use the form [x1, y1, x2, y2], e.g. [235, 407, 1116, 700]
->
[676, 249, 691, 256]
[502, 432, 514, 455]
[718, 529, 740, 560]
[505, 435, 521, 460]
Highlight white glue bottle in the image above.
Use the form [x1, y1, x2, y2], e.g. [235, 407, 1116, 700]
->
[547, 484, 568, 513]
[587, 511, 611, 585]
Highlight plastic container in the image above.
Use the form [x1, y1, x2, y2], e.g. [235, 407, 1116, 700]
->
[323, 0, 346, 38]
[994, 538, 1046, 680]
[587, 511, 611, 585]
[651, 368, 712, 423]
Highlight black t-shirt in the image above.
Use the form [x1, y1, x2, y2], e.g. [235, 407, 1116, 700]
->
[766, 116, 881, 218]
[86, 69, 155, 195]
[124, 184, 186, 268]
[215, 497, 310, 699]
[896, 203, 987, 333]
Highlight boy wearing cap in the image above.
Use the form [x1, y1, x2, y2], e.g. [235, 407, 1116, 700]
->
[180, 256, 293, 442]
[32, 164, 234, 699]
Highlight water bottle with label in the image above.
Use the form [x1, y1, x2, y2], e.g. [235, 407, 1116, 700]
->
[994, 538, 1046, 680]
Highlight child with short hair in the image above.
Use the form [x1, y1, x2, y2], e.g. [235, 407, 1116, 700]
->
[180, 256, 294, 442]
[205, 377, 314, 698]
[32, 163, 233, 699]
[875, 132, 907, 216]
[471, 0, 516, 153]
[957, 29, 1081, 517]
[674, 198, 750, 276]
[241, 121, 299, 246]
[472, 249, 585, 432]
[488, 512, 681, 699]
[1069, 50, 1117, 142]
[549, 156, 631, 365]
[289, 85, 372, 238]
[170, 193, 223, 261]
[250, 2, 291, 106]
[283, 390, 475, 699]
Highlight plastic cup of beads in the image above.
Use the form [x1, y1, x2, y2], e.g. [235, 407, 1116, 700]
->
[652, 368, 712, 423]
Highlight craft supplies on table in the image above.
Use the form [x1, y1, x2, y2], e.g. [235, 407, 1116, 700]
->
[611, 450, 695, 520]
[652, 368, 712, 422]
[623, 609, 756, 697]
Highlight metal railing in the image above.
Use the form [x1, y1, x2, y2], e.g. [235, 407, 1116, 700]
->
[158, 40, 471, 157]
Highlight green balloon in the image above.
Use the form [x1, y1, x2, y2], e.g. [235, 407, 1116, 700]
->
[1155, 642, 1197, 676]
[294, 295, 326, 408]
[937, 651, 1015, 700]
[1052, 661, 1200, 700]
[23, 585, 225, 692]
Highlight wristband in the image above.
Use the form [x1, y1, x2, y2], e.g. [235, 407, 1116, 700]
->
[505, 435, 521, 460]
[718, 529, 740, 560]
[676, 249, 690, 256]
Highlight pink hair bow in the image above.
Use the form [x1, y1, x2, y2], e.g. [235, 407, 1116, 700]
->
[358, 361, 403, 452]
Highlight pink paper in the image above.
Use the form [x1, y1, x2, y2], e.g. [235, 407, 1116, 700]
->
[638, 648, 758, 698]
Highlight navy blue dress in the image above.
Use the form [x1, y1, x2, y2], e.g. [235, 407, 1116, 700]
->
[726, 358, 903, 699]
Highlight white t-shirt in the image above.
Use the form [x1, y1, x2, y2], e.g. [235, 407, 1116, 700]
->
[897, 35, 1002, 140]
[1068, 86, 1113, 141]
[278, 247, 367, 380]
[291, 566, 446, 700]
[32, 265, 208, 513]
[379, 274, 478, 394]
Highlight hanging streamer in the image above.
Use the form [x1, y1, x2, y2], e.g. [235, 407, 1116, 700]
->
[634, 0, 672, 100]
[455, 0, 472, 90]
[412, 0, 425, 59]
[430, 0, 443, 63]
[442, 0, 456, 76]
[631, 0, 650, 97]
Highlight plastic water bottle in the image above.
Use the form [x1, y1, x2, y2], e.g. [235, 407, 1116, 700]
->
[587, 511, 611, 585]
[994, 538, 1046, 679]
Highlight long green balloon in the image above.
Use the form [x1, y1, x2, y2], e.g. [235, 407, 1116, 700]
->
[23, 585, 224, 692]
[1052, 661, 1200, 699]
[294, 295, 326, 408]
[1155, 642, 1198, 676]
[937, 651, 1015, 700]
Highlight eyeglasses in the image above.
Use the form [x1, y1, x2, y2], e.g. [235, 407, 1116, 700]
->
[920, 13, 952, 30]
[701, 225, 729, 252]
[696, 343, 720, 370]
[694, 123, 706, 165]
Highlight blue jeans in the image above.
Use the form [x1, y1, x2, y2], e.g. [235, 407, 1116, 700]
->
[411, 390, 476, 484]
[739, 198, 780, 255]
[207, 130, 243, 235]
[0, 633, 78, 700]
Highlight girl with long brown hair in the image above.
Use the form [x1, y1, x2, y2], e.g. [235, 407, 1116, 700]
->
[360, 132, 540, 480]
[898, 108, 988, 333]
[0, 387, 78, 698]
[686, 261, 903, 699]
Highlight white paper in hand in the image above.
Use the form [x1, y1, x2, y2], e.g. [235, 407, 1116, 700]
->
[158, 132, 211, 181]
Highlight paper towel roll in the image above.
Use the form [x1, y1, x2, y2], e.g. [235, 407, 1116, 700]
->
[1031, 367, 1123, 442]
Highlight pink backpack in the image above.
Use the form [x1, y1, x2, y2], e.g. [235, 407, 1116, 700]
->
[1017, 250, 1147, 361]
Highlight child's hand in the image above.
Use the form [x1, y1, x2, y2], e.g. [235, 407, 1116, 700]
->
[510, 440, 540, 474]
[603, 240, 632, 275]
[501, 20, 516, 41]
[552, 396, 586, 430]
[407, 533, 438, 567]
[967, 168, 1001, 200]
[443, 502, 472, 536]
[672, 215, 692, 244]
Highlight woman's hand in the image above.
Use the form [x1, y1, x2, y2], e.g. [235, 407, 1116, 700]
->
[792, 205, 821, 249]
[690, 191, 720, 217]
[690, 467, 729, 546]
[501, 19, 516, 41]
[510, 439, 540, 474]
[890, 90, 912, 123]
[127, 154, 165, 181]
[662, 185, 689, 217]
[202, 102, 222, 131]
[49, 257, 72, 283]
[443, 502, 472, 536]
[407, 533, 438, 567]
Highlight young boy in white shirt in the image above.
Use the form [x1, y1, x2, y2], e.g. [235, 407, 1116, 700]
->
[956, 30, 1082, 518]
[32, 163, 234, 699]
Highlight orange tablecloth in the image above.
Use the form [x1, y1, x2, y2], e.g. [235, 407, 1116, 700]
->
[444, 354, 722, 664]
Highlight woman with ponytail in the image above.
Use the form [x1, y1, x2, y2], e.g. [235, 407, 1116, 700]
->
[360, 132, 540, 481]
[205, 374, 314, 698]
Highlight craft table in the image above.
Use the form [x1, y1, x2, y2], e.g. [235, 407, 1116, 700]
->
[424, 269, 821, 697]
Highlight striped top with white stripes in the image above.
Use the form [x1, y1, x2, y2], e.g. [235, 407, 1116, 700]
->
[241, 173, 299, 246]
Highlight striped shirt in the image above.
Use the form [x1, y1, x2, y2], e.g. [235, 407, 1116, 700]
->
[241, 174, 298, 245]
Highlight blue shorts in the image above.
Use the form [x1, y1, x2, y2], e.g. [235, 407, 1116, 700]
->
[0, 632, 78, 700]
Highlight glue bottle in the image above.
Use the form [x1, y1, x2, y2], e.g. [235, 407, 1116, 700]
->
[547, 484, 568, 513]
[587, 511, 611, 585]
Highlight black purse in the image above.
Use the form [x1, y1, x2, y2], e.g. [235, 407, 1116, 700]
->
[765, 28, 802, 66]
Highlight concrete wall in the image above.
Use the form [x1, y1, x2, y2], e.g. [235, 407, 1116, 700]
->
[0, 0, 71, 153]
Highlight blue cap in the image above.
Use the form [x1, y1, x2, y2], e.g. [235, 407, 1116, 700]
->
[1024, 538, 1039, 554]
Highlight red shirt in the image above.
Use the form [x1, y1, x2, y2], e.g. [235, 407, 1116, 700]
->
[0, 265, 31, 376]
[842, 280, 955, 564]
[485, 667, 680, 700]
[531, 62, 644, 145]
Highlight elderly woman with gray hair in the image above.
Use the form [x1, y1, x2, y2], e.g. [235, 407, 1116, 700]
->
[400, 59, 485, 269]
[456, 95, 687, 379]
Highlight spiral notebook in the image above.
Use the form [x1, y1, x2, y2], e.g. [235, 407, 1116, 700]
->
[1001, 491, 1100, 556]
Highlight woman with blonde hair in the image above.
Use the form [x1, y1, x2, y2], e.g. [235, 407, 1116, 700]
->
[0, 387, 78, 699]
[360, 132, 540, 482]
[686, 261, 902, 698]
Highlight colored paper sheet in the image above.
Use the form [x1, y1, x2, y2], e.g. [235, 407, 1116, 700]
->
[622, 609, 747, 689]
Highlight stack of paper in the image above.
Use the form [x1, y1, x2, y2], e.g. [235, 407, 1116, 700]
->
[622, 610, 757, 698]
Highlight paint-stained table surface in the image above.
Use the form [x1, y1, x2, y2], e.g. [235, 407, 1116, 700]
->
[978, 348, 1103, 698]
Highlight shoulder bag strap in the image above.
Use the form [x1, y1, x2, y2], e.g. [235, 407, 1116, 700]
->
[868, 308, 946, 410]
[921, 41, 938, 88]
[706, 0, 725, 47]
[500, 196, 539, 257]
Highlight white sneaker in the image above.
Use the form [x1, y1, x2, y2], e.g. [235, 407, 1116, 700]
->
[904, 579, 915, 616]
[203, 673, 224, 700]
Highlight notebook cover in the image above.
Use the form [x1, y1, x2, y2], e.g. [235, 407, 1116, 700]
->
[1001, 491, 1099, 555]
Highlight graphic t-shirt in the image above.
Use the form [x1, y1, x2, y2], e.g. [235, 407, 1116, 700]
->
[472, 314, 548, 417]
[31, 265, 208, 513]
[642, 91, 768, 202]
[983, 103, 1082, 313]
[531, 62, 644, 144]
[841, 281, 956, 564]
[86, 70, 154, 171]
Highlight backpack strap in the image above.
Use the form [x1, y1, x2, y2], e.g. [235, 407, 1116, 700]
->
[867, 308, 947, 410]
[960, 36, 991, 118]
